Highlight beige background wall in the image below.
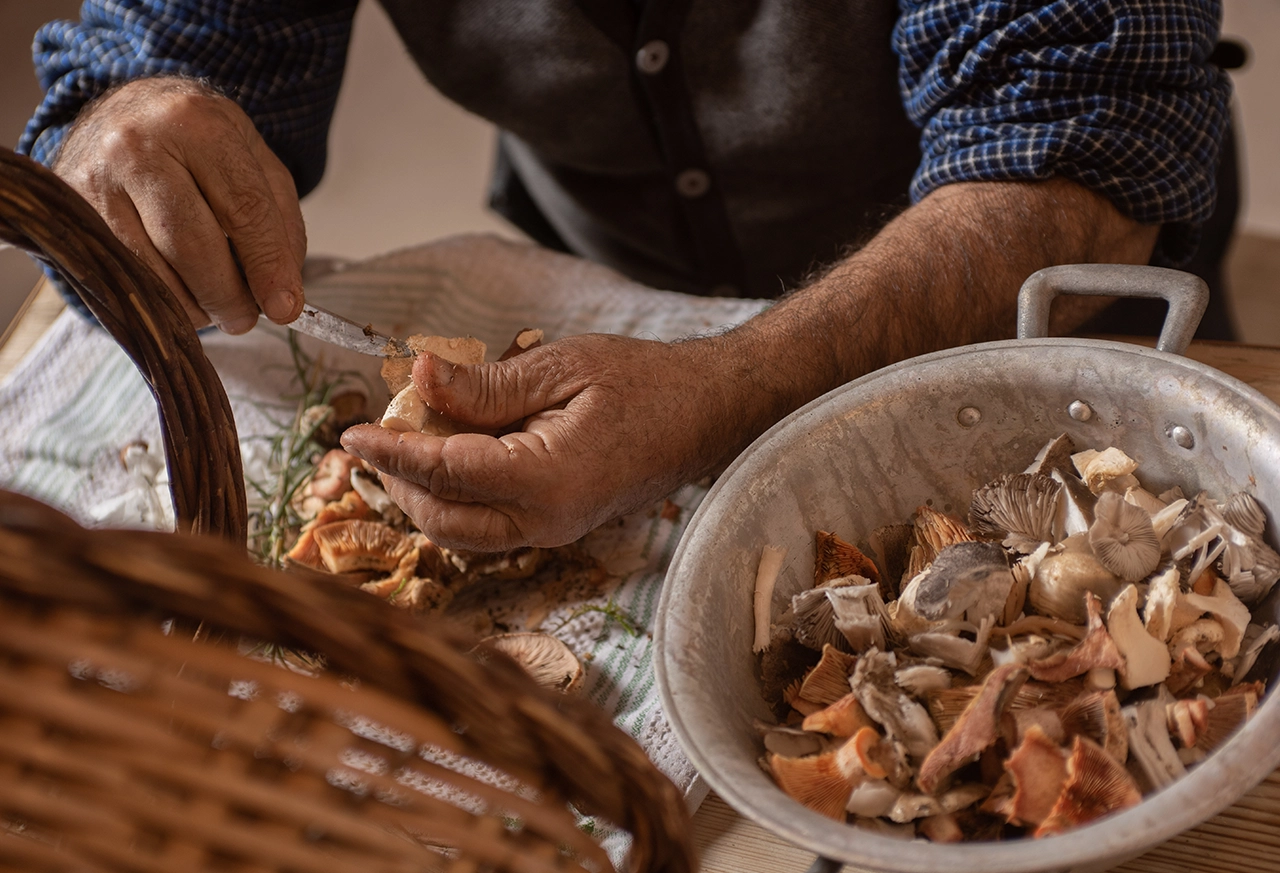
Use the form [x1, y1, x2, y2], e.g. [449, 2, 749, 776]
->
[2, 0, 1278, 341]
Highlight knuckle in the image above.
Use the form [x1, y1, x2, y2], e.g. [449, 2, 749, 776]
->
[218, 190, 275, 233]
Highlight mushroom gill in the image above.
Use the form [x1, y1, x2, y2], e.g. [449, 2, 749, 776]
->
[477, 632, 583, 694]
[312, 519, 412, 574]
[969, 472, 1062, 554]
[1033, 736, 1142, 838]
[1089, 492, 1161, 582]
[917, 663, 1029, 794]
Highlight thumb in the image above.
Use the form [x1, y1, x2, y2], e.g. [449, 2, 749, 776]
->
[412, 348, 578, 428]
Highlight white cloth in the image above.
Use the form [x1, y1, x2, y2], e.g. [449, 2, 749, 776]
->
[0, 233, 770, 814]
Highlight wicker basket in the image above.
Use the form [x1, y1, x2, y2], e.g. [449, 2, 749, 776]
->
[0, 147, 695, 873]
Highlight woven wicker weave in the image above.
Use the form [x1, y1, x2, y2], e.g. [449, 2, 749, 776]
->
[0, 147, 696, 873]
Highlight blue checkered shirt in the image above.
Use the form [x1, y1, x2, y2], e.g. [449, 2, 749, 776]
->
[19, 0, 1229, 270]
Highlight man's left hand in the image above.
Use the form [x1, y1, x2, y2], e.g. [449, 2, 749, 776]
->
[341, 333, 739, 551]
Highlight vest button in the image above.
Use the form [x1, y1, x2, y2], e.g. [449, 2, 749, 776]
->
[636, 40, 670, 74]
[675, 168, 711, 198]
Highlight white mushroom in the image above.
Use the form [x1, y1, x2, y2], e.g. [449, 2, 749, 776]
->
[828, 578, 889, 652]
[1029, 547, 1123, 624]
[752, 544, 787, 653]
[846, 779, 903, 818]
[908, 614, 995, 676]
[1123, 690, 1187, 792]
[1181, 578, 1251, 660]
[849, 649, 940, 760]
[1089, 492, 1161, 582]
[1232, 623, 1280, 683]
[886, 784, 989, 823]
[897, 541, 1012, 624]
[1072, 447, 1140, 495]
[1106, 584, 1171, 690]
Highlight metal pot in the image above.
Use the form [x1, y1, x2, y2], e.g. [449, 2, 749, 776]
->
[656, 265, 1280, 873]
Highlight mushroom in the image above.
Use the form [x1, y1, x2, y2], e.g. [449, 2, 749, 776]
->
[827, 579, 889, 652]
[1071, 447, 1140, 495]
[1089, 492, 1161, 582]
[803, 693, 878, 737]
[998, 724, 1069, 827]
[894, 664, 952, 697]
[1057, 689, 1128, 764]
[1123, 691, 1188, 792]
[1106, 584, 1171, 690]
[1028, 592, 1125, 683]
[755, 721, 831, 758]
[1197, 683, 1262, 751]
[1232, 623, 1280, 683]
[1221, 491, 1267, 537]
[1029, 545, 1123, 624]
[768, 726, 885, 819]
[767, 748, 859, 820]
[1181, 578, 1251, 659]
[1143, 565, 1201, 642]
[476, 633, 584, 694]
[1024, 433, 1078, 477]
[846, 779, 903, 818]
[1123, 485, 1168, 518]
[850, 649, 940, 760]
[753, 544, 787, 653]
[905, 506, 975, 578]
[917, 663, 1029, 793]
[1051, 468, 1097, 540]
[792, 583, 859, 652]
[886, 784, 989, 823]
[349, 467, 403, 524]
[312, 519, 412, 574]
[908, 614, 995, 676]
[797, 644, 859, 707]
[898, 541, 1013, 624]
[969, 472, 1062, 553]
[815, 530, 882, 588]
[1165, 697, 1210, 749]
[1033, 735, 1142, 838]
[870, 523, 915, 599]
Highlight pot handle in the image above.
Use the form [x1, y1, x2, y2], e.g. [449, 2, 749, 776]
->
[1016, 264, 1209, 355]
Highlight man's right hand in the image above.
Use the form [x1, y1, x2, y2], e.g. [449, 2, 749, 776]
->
[52, 76, 306, 334]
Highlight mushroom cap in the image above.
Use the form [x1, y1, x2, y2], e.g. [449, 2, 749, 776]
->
[1089, 492, 1161, 582]
[1029, 549, 1123, 624]
[903, 541, 1011, 622]
[969, 472, 1062, 551]
[477, 632, 584, 694]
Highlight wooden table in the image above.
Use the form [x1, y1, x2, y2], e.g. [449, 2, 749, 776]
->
[4, 290, 1280, 873]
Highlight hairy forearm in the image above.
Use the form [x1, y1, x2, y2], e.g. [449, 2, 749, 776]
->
[695, 178, 1159, 469]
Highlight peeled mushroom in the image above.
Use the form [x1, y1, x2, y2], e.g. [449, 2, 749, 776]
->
[1088, 492, 1161, 582]
[1029, 548, 1123, 624]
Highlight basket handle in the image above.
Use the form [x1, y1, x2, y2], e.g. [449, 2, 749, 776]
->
[1016, 264, 1209, 355]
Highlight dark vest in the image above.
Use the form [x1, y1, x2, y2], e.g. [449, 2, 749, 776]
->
[375, 0, 921, 298]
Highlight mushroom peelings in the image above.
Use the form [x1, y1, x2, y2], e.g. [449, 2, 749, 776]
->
[756, 436, 1276, 842]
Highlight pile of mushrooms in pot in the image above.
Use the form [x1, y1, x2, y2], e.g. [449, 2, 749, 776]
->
[752, 434, 1279, 842]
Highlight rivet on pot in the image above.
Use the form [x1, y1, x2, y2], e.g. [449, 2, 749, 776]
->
[1169, 425, 1195, 450]
[957, 406, 982, 427]
[1068, 401, 1093, 422]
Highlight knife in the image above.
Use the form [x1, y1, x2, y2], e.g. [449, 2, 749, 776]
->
[287, 302, 413, 358]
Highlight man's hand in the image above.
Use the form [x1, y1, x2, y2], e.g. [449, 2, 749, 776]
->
[344, 178, 1159, 551]
[53, 76, 306, 333]
[341, 334, 744, 550]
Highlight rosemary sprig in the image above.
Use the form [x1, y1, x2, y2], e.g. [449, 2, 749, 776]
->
[246, 332, 365, 566]
[551, 598, 642, 639]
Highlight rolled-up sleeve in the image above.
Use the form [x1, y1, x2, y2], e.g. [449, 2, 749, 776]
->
[18, 0, 359, 197]
[893, 0, 1231, 264]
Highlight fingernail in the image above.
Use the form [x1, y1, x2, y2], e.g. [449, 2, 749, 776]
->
[263, 290, 297, 322]
[220, 313, 259, 335]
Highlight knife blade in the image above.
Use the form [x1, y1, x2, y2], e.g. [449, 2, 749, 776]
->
[287, 302, 413, 358]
